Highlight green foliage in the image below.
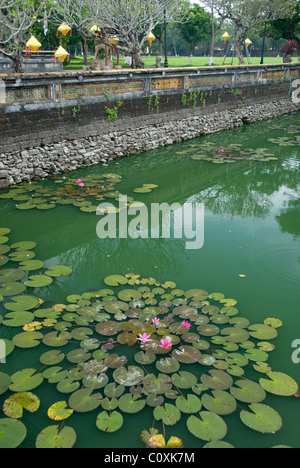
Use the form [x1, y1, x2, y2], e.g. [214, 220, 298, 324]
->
[104, 100, 123, 122]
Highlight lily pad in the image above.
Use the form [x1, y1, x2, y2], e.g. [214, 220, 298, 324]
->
[0, 418, 27, 448]
[187, 411, 227, 442]
[113, 366, 145, 387]
[154, 403, 181, 426]
[68, 388, 102, 413]
[240, 403, 282, 434]
[9, 369, 44, 392]
[176, 394, 202, 414]
[45, 265, 73, 278]
[259, 372, 298, 397]
[0, 282, 26, 297]
[230, 379, 266, 403]
[118, 394, 146, 414]
[201, 390, 237, 415]
[25, 275, 53, 288]
[47, 401, 73, 421]
[35, 425, 77, 448]
[96, 411, 123, 432]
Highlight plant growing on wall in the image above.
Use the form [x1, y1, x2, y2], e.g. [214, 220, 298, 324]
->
[104, 99, 123, 122]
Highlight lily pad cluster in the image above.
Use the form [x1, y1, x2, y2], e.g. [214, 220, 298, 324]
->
[0, 174, 158, 214]
[176, 142, 279, 164]
[267, 136, 300, 147]
[0, 236, 298, 448]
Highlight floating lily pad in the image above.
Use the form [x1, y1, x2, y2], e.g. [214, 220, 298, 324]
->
[201, 390, 237, 415]
[259, 372, 298, 397]
[3, 311, 35, 328]
[35, 425, 77, 449]
[4, 295, 40, 311]
[25, 275, 53, 288]
[104, 275, 128, 286]
[68, 388, 102, 413]
[48, 401, 73, 421]
[156, 357, 180, 374]
[13, 331, 43, 349]
[154, 403, 181, 426]
[187, 411, 227, 442]
[0, 282, 26, 297]
[143, 373, 172, 395]
[9, 369, 44, 392]
[113, 366, 144, 387]
[240, 403, 282, 434]
[0, 418, 27, 448]
[230, 380, 266, 403]
[118, 394, 146, 414]
[248, 324, 278, 340]
[172, 345, 201, 364]
[45, 266, 72, 278]
[176, 394, 202, 414]
[201, 370, 233, 391]
[19, 260, 45, 271]
[96, 411, 123, 432]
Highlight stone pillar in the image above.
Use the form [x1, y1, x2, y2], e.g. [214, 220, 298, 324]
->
[0, 79, 5, 104]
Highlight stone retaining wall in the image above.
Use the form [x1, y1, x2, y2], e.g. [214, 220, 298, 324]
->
[0, 64, 299, 187]
[0, 98, 298, 188]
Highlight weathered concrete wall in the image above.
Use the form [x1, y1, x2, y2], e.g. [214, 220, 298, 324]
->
[0, 63, 299, 187]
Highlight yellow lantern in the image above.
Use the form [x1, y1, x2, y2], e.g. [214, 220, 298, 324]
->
[245, 38, 252, 47]
[26, 35, 42, 54]
[109, 35, 119, 45]
[57, 22, 72, 37]
[221, 32, 230, 43]
[147, 31, 155, 49]
[89, 24, 101, 36]
[54, 46, 70, 63]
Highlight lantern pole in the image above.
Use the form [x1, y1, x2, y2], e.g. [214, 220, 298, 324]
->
[260, 21, 267, 65]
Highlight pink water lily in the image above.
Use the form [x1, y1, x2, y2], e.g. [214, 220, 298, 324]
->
[158, 338, 172, 349]
[137, 333, 152, 344]
[152, 317, 160, 326]
[228, 155, 232, 158]
[76, 179, 82, 183]
[181, 321, 191, 329]
[220, 148, 225, 153]
[79, 183, 85, 187]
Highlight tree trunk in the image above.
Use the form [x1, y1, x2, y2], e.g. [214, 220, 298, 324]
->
[131, 50, 145, 69]
[11, 50, 24, 74]
[83, 37, 88, 67]
[234, 30, 246, 66]
[209, 7, 215, 66]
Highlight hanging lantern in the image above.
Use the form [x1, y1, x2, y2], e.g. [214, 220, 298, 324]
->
[57, 22, 72, 37]
[89, 25, 101, 36]
[109, 35, 119, 45]
[54, 46, 70, 63]
[26, 35, 42, 55]
[221, 32, 230, 44]
[147, 31, 155, 49]
[245, 38, 252, 48]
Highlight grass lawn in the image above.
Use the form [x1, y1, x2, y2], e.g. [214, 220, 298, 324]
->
[64, 54, 298, 70]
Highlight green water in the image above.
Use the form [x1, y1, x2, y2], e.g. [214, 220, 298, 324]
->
[0, 112, 299, 448]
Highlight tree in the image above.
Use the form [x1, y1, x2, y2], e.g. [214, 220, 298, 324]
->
[268, 1, 300, 55]
[94, 0, 190, 68]
[208, 0, 297, 65]
[178, 4, 211, 64]
[200, 0, 226, 65]
[0, 0, 45, 73]
[48, 0, 99, 67]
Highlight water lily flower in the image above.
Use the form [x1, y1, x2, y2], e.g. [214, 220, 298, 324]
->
[220, 148, 225, 153]
[79, 183, 85, 187]
[152, 317, 160, 326]
[76, 179, 82, 183]
[228, 155, 232, 158]
[159, 338, 172, 349]
[137, 333, 152, 344]
[181, 321, 191, 329]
